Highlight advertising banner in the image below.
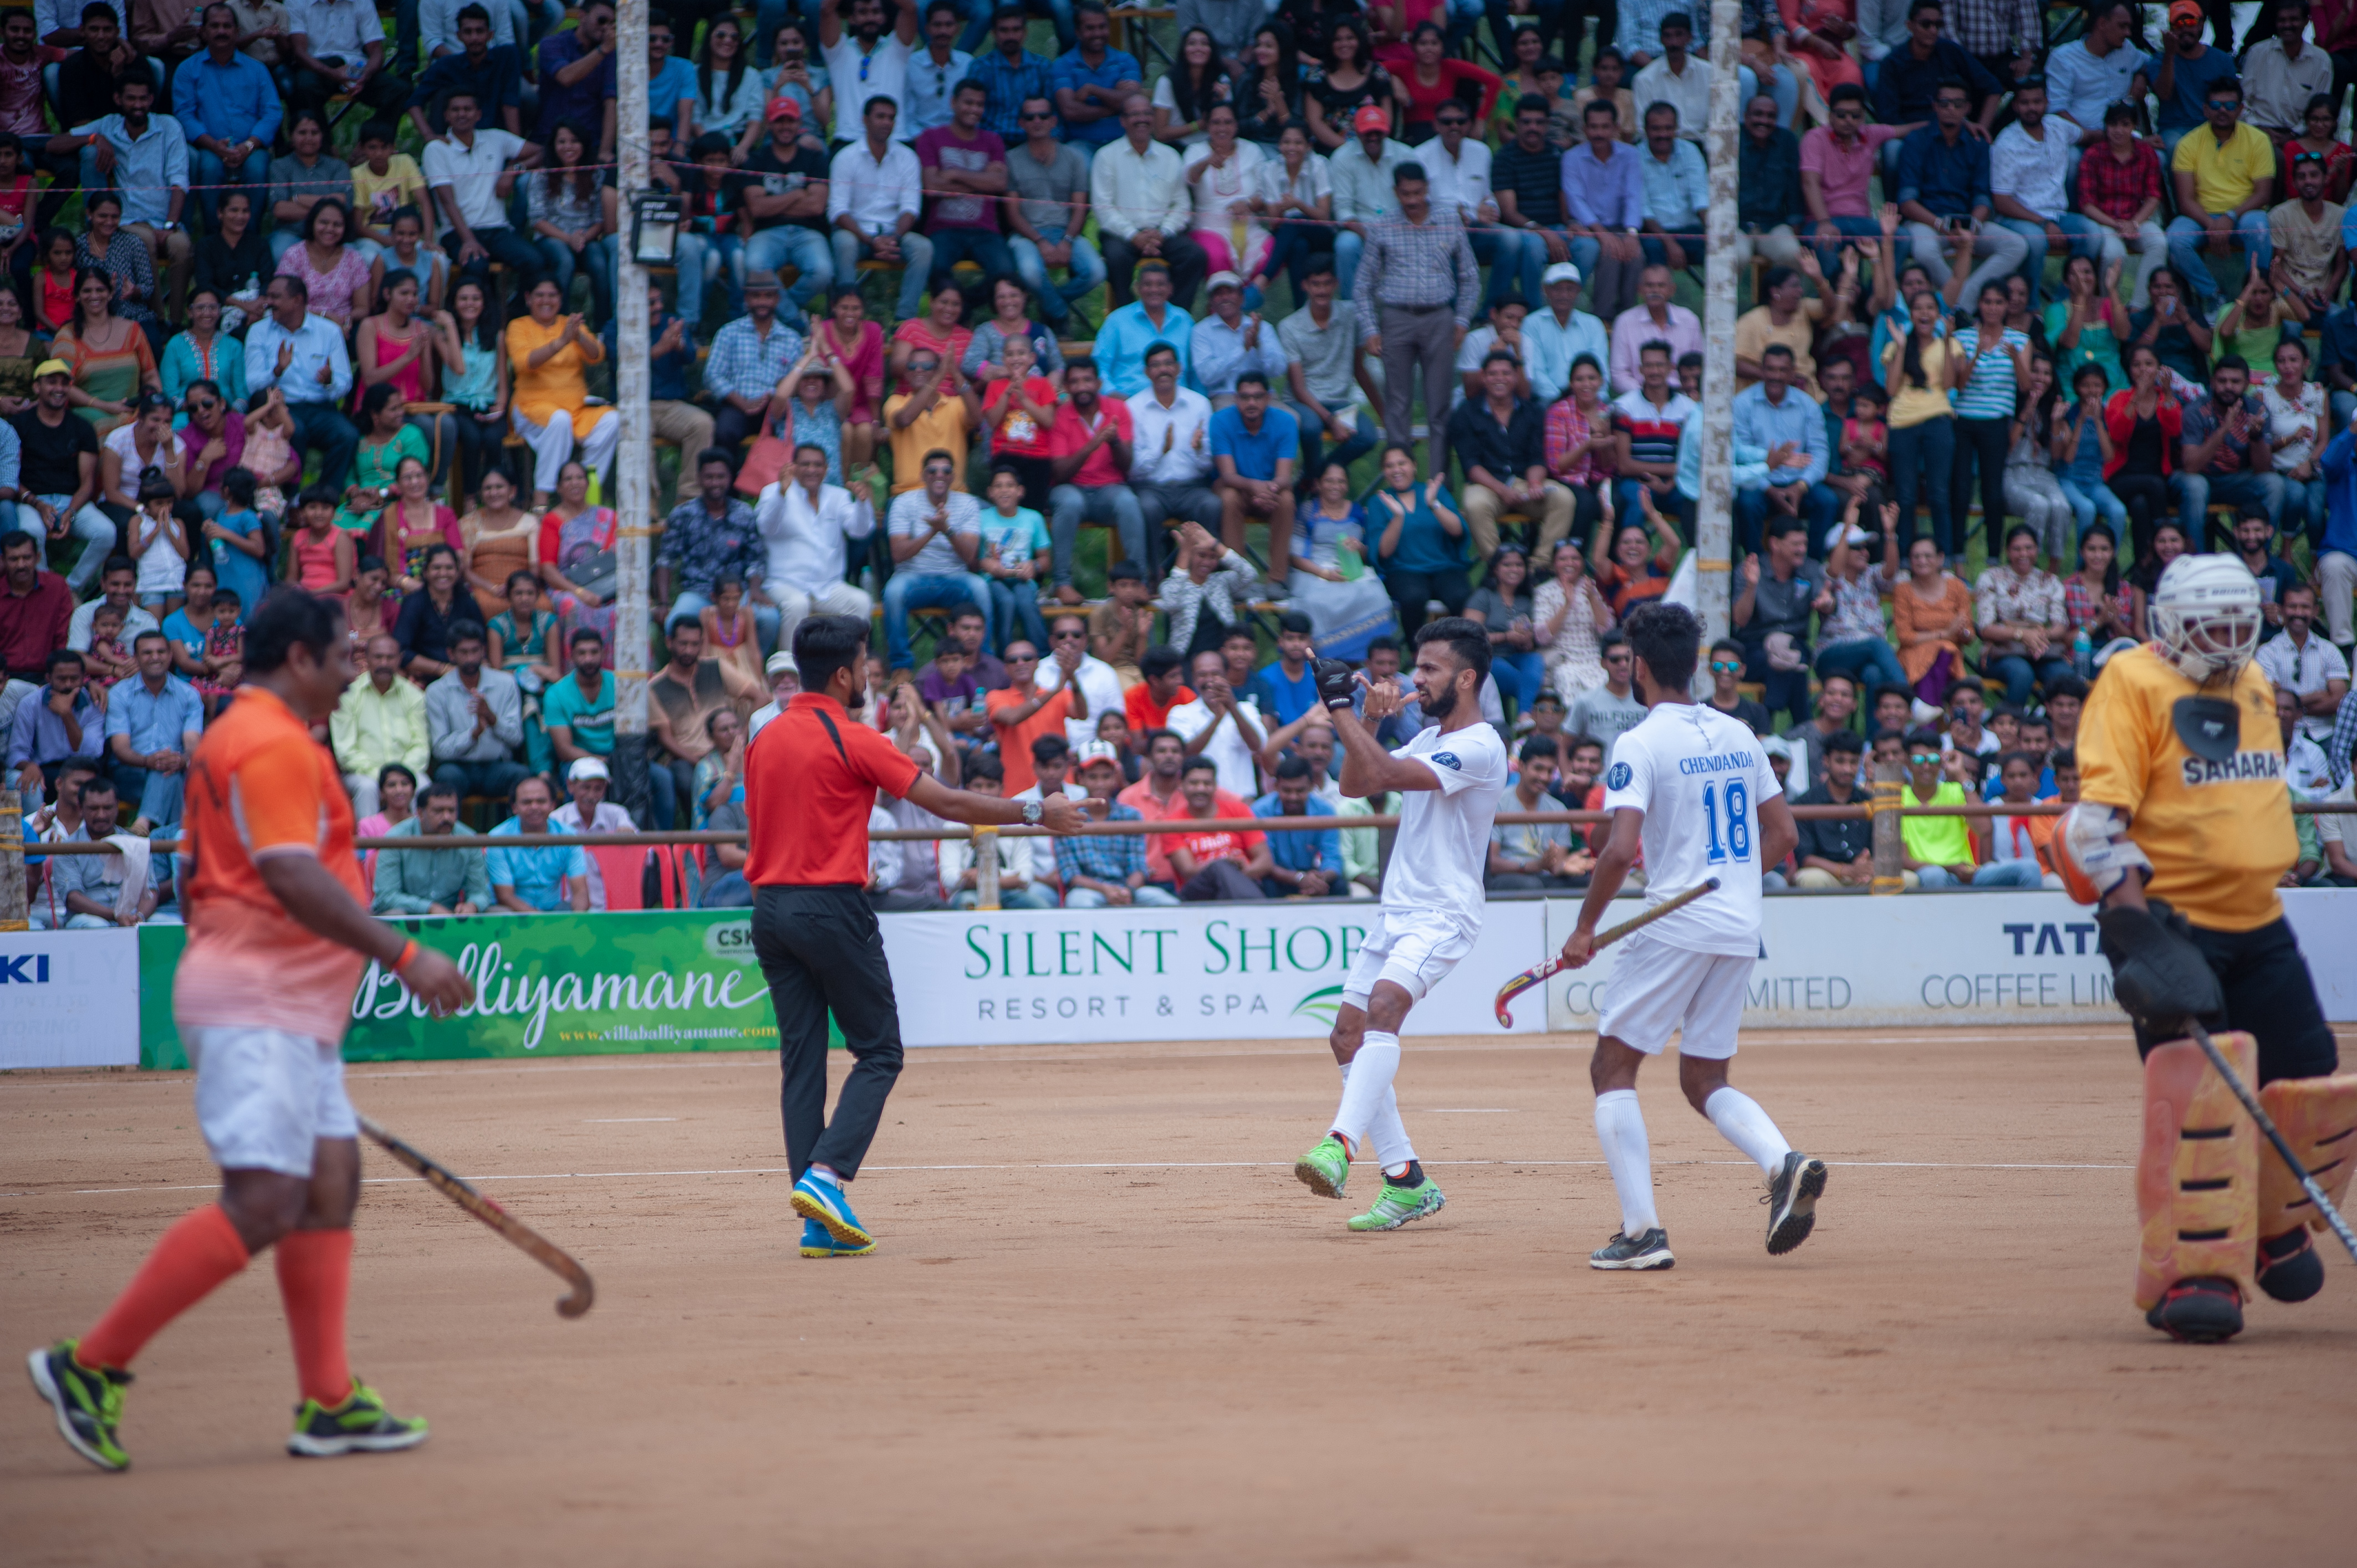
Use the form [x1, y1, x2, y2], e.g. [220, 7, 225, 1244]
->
[136, 912, 803, 1070]
[1, 927, 140, 1070]
[879, 902, 1553, 1044]
[1543, 888, 2357, 1031]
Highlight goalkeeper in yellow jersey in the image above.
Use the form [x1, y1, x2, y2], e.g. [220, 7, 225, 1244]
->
[2057, 555, 2353, 1345]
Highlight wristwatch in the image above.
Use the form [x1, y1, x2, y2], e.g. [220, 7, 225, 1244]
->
[1021, 800, 1044, 825]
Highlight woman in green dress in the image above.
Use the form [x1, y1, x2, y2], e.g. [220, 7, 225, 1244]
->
[333, 381, 430, 537]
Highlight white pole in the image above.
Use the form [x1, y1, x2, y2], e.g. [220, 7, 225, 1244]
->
[1696, 0, 1742, 647]
[613, 0, 653, 823]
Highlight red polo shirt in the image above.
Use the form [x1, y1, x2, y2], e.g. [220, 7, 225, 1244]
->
[745, 692, 923, 886]
[0, 567, 72, 680]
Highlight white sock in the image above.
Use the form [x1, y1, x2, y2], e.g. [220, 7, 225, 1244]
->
[1703, 1087, 1792, 1175]
[1593, 1090, 1660, 1237]
[1338, 1062, 1418, 1173]
[1330, 1034, 1401, 1156]
[808, 1163, 844, 1189]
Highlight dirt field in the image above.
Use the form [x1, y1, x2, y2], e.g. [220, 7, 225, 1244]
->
[3, 1025, 2354, 1566]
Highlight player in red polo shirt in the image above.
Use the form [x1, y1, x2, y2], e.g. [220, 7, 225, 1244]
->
[745, 614, 1096, 1258]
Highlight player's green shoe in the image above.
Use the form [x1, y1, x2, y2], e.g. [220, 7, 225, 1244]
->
[27, 1341, 130, 1472]
[1346, 1179, 1447, 1232]
[1294, 1136, 1350, 1199]
[287, 1379, 429, 1457]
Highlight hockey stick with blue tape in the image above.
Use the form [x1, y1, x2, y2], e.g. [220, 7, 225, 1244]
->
[1492, 877, 1721, 1028]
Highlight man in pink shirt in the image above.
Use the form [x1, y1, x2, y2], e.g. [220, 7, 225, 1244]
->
[1799, 81, 1905, 270]
[0, 11, 44, 139]
[912, 79, 1016, 292]
[1044, 357, 1143, 601]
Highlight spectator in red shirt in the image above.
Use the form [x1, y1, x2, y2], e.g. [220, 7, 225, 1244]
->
[983, 634, 1090, 794]
[1124, 642, 1195, 733]
[1045, 357, 1143, 602]
[2, 527, 74, 688]
[1167, 754, 1273, 900]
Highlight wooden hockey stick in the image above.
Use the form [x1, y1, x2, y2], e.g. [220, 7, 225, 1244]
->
[358, 1115, 596, 1318]
[2183, 1022, 2357, 1265]
[1493, 877, 1722, 1028]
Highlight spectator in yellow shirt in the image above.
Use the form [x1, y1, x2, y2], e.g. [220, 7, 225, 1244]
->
[2165, 79, 2278, 306]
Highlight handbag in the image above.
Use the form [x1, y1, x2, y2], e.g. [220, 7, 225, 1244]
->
[734, 432, 793, 496]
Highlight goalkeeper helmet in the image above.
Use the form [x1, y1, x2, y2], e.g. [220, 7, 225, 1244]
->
[2147, 554, 2261, 685]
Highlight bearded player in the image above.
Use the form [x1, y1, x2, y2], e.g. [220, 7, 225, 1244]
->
[1292, 617, 1508, 1233]
[2055, 555, 2352, 1344]
[1558, 602, 1826, 1271]
[28, 589, 474, 1470]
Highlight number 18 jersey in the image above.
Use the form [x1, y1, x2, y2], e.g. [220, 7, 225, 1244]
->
[1600, 701, 1782, 957]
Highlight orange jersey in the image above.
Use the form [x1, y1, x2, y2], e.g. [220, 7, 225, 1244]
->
[2077, 645, 2296, 932]
[174, 685, 371, 1044]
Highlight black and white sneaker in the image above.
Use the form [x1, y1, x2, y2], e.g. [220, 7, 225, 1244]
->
[1764, 1152, 1828, 1255]
[1589, 1228, 1675, 1270]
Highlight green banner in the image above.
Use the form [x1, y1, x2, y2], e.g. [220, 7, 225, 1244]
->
[137, 911, 828, 1069]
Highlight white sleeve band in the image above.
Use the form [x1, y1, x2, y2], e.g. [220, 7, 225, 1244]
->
[2064, 802, 2151, 897]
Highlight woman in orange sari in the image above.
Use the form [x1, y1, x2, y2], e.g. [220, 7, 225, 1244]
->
[505, 277, 618, 510]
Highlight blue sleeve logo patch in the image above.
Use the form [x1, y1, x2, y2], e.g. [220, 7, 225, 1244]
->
[1606, 761, 1632, 790]
[1431, 752, 1461, 769]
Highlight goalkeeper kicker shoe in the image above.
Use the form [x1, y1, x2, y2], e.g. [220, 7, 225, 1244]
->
[800, 1218, 876, 1258]
[287, 1379, 428, 1457]
[27, 1341, 130, 1472]
[1293, 1136, 1350, 1199]
[1589, 1229, 1675, 1270]
[2256, 1228, 2326, 1304]
[1764, 1151, 1828, 1255]
[2146, 1276, 2245, 1344]
[791, 1174, 873, 1250]
[1347, 1178, 1446, 1232]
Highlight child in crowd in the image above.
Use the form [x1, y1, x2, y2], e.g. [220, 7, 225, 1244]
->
[1095, 708, 1143, 783]
[1569, 48, 1634, 144]
[1870, 682, 1913, 740]
[206, 468, 271, 623]
[0, 135, 35, 289]
[700, 574, 767, 713]
[1945, 680, 1996, 756]
[130, 473, 190, 614]
[82, 601, 133, 701]
[1839, 382, 1889, 512]
[195, 586, 244, 712]
[241, 386, 298, 518]
[351, 120, 428, 251]
[1988, 703, 2022, 755]
[977, 464, 1052, 652]
[289, 486, 356, 594]
[384, 206, 447, 314]
[489, 569, 560, 773]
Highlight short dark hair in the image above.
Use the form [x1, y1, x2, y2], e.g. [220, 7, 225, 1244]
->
[1412, 615, 1492, 689]
[793, 612, 869, 694]
[1367, 634, 1401, 658]
[1141, 644, 1186, 681]
[447, 619, 489, 650]
[1272, 754, 1314, 783]
[1235, 371, 1270, 395]
[1621, 600, 1702, 691]
[1278, 610, 1312, 637]
[1518, 736, 1559, 765]
[1181, 755, 1220, 777]
[1110, 560, 1144, 582]
[570, 625, 606, 648]
[1392, 161, 1428, 187]
[1904, 724, 1946, 751]
[421, 782, 463, 806]
[2044, 673, 2088, 702]
[1032, 733, 1070, 765]
[1142, 340, 1180, 367]
[1822, 729, 1863, 757]
[243, 587, 346, 675]
[2213, 353, 2250, 376]
[1659, 10, 1692, 31]
[76, 774, 116, 798]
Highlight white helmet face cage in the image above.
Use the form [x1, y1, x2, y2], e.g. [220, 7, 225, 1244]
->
[2149, 555, 2261, 685]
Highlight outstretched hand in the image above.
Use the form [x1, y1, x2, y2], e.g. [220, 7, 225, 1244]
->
[1038, 793, 1109, 834]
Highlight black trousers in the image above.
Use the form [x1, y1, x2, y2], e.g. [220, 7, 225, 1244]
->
[1100, 231, 1209, 312]
[2115, 915, 2336, 1085]
[752, 883, 906, 1182]
[1387, 565, 1471, 639]
[1950, 415, 2011, 559]
[2109, 471, 2171, 561]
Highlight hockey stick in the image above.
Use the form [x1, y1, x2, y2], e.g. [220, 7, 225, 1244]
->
[357, 1115, 596, 1318]
[2183, 1022, 2357, 1266]
[1493, 877, 1722, 1028]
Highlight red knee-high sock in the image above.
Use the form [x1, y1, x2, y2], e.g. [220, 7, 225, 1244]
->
[274, 1228, 354, 1407]
[76, 1204, 250, 1372]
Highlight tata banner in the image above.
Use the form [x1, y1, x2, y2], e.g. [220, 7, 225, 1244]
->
[1543, 888, 2357, 1031]
[879, 903, 1551, 1045]
[135, 913, 807, 1070]
[1, 927, 140, 1070]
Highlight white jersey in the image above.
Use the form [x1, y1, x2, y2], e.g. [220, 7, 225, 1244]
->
[1381, 721, 1509, 930]
[1601, 701, 1782, 957]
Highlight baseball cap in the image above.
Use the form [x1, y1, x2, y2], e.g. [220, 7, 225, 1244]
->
[1823, 520, 1870, 552]
[766, 94, 802, 124]
[1205, 270, 1243, 293]
[567, 756, 610, 782]
[2168, 0, 2203, 24]
[1353, 104, 1390, 134]
[1074, 740, 1121, 769]
[1542, 261, 1581, 286]
[765, 650, 797, 677]
[32, 358, 69, 380]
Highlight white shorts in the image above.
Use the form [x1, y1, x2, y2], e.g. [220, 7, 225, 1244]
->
[186, 1026, 358, 1179]
[1594, 930, 1753, 1061]
[1341, 910, 1476, 1009]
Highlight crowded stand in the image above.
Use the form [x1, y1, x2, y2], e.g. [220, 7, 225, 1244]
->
[8, 0, 2357, 928]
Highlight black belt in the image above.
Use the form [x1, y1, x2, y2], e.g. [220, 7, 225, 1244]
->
[1380, 302, 1451, 312]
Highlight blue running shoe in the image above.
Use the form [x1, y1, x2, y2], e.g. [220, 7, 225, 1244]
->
[799, 1218, 875, 1258]
[791, 1176, 873, 1250]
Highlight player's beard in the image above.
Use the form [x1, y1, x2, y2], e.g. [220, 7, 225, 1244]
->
[1421, 676, 1458, 722]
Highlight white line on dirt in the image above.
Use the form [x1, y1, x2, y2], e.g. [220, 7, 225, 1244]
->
[18, 1156, 2128, 1197]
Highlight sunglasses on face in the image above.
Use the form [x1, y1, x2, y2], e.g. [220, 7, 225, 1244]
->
[1605, 651, 1632, 662]
[1007, 653, 1039, 663]
[1052, 629, 1086, 641]
[1909, 752, 1940, 764]
[1709, 660, 1739, 672]
[2207, 98, 2239, 109]
[1021, 109, 1054, 120]
[190, 398, 217, 412]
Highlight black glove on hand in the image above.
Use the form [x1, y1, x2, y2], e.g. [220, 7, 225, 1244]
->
[2098, 900, 2222, 1038]
[1314, 658, 1357, 711]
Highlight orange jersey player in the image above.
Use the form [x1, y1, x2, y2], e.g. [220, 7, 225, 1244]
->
[28, 588, 472, 1472]
[2056, 556, 2353, 1346]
